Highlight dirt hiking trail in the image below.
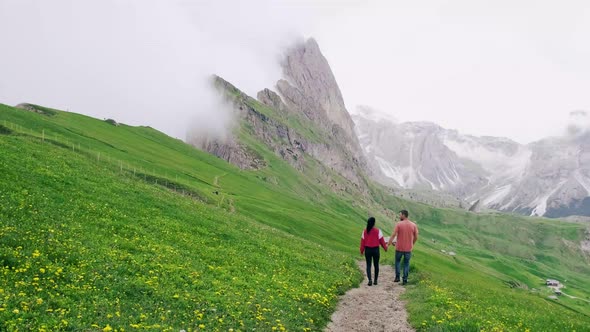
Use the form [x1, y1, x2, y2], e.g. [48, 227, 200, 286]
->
[325, 260, 414, 332]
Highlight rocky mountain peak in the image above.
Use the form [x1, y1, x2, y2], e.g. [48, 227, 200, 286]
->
[196, 39, 371, 194]
[277, 38, 357, 142]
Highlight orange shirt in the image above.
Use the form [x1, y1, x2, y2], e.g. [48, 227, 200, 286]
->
[394, 220, 418, 252]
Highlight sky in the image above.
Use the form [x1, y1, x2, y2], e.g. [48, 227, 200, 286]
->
[1, 0, 589, 144]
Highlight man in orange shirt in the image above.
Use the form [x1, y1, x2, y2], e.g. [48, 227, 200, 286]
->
[387, 210, 418, 285]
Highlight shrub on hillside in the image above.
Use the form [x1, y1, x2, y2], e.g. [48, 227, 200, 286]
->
[104, 118, 119, 126]
[0, 124, 12, 135]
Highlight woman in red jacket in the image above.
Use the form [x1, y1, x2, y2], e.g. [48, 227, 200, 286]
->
[360, 217, 388, 286]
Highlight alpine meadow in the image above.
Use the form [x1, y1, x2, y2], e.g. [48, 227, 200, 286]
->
[2, 3, 590, 330]
[1, 96, 589, 331]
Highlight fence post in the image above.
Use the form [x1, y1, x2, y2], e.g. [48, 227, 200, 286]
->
[42, 130, 45, 142]
[97, 152, 101, 162]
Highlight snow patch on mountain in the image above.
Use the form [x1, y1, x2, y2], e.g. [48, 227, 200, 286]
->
[482, 185, 512, 206]
[353, 106, 590, 218]
[574, 170, 590, 195]
[375, 156, 408, 187]
[530, 181, 568, 217]
[442, 134, 531, 182]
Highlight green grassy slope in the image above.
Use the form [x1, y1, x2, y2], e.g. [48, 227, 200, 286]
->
[1, 103, 590, 331]
[0, 106, 361, 331]
[372, 187, 590, 330]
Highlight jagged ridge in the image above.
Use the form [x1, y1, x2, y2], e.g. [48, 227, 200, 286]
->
[353, 106, 590, 218]
[191, 39, 371, 196]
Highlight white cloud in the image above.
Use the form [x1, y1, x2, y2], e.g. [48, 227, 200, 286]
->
[566, 110, 590, 137]
[308, 0, 590, 143]
[0, 0, 306, 139]
[1, 0, 588, 144]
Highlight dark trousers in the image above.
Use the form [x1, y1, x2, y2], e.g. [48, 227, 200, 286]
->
[395, 251, 412, 281]
[364, 246, 380, 282]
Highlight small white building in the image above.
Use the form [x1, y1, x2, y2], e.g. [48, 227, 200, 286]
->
[546, 279, 559, 286]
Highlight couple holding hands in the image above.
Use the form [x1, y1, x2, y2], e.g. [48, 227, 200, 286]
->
[359, 210, 418, 286]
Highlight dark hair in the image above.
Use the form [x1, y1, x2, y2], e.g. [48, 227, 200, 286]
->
[400, 210, 409, 218]
[366, 217, 376, 233]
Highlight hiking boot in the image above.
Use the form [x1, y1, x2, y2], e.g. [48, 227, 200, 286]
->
[368, 280, 373, 286]
[394, 278, 400, 282]
[402, 280, 408, 285]
[373, 280, 378, 286]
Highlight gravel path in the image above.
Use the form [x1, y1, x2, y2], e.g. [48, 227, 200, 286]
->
[325, 260, 414, 331]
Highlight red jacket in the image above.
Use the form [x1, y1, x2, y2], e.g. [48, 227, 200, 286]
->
[360, 228, 387, 254]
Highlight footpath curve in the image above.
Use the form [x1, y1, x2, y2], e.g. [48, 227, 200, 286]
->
[325, 260, 414, 331]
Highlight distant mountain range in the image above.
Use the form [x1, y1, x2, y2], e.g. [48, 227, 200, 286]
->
[353, 106, 590, 218]
[194, 36, 590, 219]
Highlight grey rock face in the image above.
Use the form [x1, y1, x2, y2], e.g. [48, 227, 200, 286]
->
[278, 38, 357, 142]
[190, 76, 306, 171]
[269, 38, 370, 187]
[193, 38, 371, 195]
[353, 108, 489, 196]
[196, 138, 267, 170]
[499, 134, 590, 218]
[469, 199, 482, 213]
[354, 106, 590, 218]
[257, 88, 290, 115]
